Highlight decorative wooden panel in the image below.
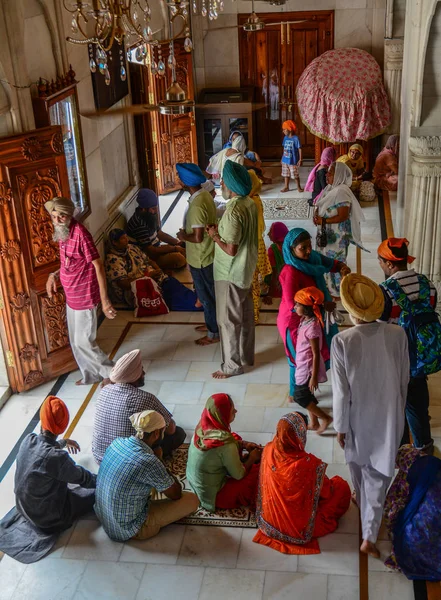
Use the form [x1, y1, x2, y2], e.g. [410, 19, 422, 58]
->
[0, 126, 76, 392]
[238, 11, 334, 160]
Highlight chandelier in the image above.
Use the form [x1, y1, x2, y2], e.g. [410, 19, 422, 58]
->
[63, 0, 194, 85]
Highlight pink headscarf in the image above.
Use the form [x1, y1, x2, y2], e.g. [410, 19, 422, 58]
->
[304, 147, 336, 192]
[269, 222, 289, 243]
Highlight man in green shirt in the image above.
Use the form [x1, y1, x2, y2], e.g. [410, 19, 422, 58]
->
[176, 163, 219, 346]
[206, 161, 258, 378]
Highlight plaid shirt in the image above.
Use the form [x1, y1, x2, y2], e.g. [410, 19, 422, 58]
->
[94, 436, 175, 541]
[92, 383, 172, 464]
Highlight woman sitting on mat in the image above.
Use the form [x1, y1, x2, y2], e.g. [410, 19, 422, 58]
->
[253, 412, 351, 555]
[186, 394, 262, 512]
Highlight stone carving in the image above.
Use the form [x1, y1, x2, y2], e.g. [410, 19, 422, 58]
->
[384, 39, 404, 70]
[175, 134, 192, 164]
[51, 132, 64, 154]
[24, 370, 44, 385]
[10, 292, 31, 314]
[41, 291, 69, 351]
[21, 137, 43, 162]
[19, 343, 39, 362]
[0, 183, 12, 206]
[408, 136, 441, 157]
[0, 240, 21, 262]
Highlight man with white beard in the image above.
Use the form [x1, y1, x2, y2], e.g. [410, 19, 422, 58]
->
[45, 197, 116, 385]
[331, 274, 409, 559]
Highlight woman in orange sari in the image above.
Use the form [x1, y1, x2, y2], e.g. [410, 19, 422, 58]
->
[253, 412, 351, 554]
[373, 135, 399, 192]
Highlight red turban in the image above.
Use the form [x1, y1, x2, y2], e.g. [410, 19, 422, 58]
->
[40, 396, 69, 436]
[282, 120, 297, 133]
[294, 286, 325, 327]
[378, 238, 415, 264]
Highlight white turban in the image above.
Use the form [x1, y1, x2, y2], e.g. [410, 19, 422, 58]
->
[201, 180, 215, 193]
[130, 410, 166, 439]
[110, 349, 143, 384]
[44, 196, 75, 216]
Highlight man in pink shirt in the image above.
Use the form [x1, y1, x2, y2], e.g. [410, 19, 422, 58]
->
[45, 197, 116, 385]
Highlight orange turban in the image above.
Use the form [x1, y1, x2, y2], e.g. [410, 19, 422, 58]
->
[378, 238, 415, 264]
[282, 120, 297, 133]
[294, 286, 325, 327]
[40, 396, 69, 436]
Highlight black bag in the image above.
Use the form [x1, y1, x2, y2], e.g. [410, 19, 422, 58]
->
[316, 218, 327, 248]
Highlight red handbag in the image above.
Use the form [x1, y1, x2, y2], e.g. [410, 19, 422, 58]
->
[131, 277, 169, 317]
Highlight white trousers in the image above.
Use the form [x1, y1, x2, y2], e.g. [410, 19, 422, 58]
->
[66, 305, 114, 384]
[348, 462, 391, 543]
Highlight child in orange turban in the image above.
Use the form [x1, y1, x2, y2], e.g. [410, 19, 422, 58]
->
[281, 120, 303, 193]
[291, 287, 333, 434]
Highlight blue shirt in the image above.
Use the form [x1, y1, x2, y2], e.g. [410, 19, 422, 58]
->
[282, 135, 301, 165]
[95, 436, 175, 541]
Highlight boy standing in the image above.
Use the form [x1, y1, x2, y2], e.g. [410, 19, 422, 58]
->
[281, 120, 303, 193]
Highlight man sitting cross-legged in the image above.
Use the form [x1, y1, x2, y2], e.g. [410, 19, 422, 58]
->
[92, 349, 185, 464]
[95, 410, 199, 541]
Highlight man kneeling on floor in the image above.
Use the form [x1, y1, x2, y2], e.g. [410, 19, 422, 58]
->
[92, 349, 185, 464]
[0, 396, 96, 563]
[95, 410, 199, 541]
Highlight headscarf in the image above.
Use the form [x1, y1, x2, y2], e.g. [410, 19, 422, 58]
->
[201, 180, 215, 194]
[222, 160, 252, 197]
[282, 120, 297, 133]
[282, 228, 332, 303]
[337, 144, 364, 173]
[349, 143, 364, 156]
[269, 222, 289, 244]
[294, 286, 325, 327]
[340, 273, 385, 322]
[110, 349, 143, 384]
[137, 188, 159, 209]
[176, 163, 206, 187]
[40, 396, 69, 436]
[130, 409, 166, 439]
[383, 135, 400, 156]
[254, 412, 327, 554]
[223, 130, 242, 149]
[109, 228, 126, 244]
[231, 134, 247, 154]
[378, 238, 415, 264]
[249, 170, 262, 197]
[193, 394, 237, 451]
[44, 196, 75, 217]
[316, 162, 365, 247]
[304, 147, 336, 192]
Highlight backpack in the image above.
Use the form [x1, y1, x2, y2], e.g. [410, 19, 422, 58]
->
[385, 275, 441, 377]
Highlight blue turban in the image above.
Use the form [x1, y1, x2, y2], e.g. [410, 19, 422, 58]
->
[137, 188, 158, 209]
[222, 161, 252, 197]
[176, 163, 206, 187]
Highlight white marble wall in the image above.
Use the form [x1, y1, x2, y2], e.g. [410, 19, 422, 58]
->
[192, 0, 387, 93]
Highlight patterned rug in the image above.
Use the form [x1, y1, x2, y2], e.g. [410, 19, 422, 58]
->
[164, 444, 257, 528]
[262, 197, 311, 220]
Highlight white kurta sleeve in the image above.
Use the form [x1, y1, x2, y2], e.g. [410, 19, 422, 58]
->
[331, 335, 351, 434]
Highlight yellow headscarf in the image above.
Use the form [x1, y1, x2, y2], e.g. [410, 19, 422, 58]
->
[248, 170, 265, 238]
[337, 144, 364, 175]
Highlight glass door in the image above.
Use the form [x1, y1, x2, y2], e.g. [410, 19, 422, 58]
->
[202, 117, 223, 168]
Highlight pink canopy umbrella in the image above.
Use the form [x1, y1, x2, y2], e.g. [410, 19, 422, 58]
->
[296, 48, 391, 143]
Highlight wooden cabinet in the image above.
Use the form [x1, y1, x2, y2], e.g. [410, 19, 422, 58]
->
[0, 126, 76, 392]
[196, 102, 254, 170]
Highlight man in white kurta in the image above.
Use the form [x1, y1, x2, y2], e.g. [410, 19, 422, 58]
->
[331, 274, 409, 558]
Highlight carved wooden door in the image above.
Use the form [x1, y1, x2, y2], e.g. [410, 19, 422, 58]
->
[239, 11, 334, 160]
[148, 40, 198, 195]
[0, 126, 76, 392]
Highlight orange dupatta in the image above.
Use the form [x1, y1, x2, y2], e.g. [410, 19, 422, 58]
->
[253, 413, 327, 555]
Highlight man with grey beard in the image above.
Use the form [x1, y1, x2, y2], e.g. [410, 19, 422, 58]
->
[45, 197, 116, 385]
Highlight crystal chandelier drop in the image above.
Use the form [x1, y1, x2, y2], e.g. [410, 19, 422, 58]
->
[191, 0, 224, 20]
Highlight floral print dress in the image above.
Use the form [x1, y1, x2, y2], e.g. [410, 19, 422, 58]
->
[316, 200, 351, 297]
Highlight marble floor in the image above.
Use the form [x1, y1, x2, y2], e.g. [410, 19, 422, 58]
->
[0, 169, 435, 600]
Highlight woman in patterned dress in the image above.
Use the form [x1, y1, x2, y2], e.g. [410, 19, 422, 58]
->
[313, 162, 365, 297]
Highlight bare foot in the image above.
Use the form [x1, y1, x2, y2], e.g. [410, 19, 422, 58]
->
[316, 415, 333, 434]
[212, 370, 233, 379]
[195, 325, 208, 332]
[288, 395, 294, 403]
[195, 336, 220, 346]
[195, 298, 203, 308]
[297, 187, 304, 192]
[360, 540, 381, 559]
[280, 187, 290, 193]
[308, 415, 320, 431]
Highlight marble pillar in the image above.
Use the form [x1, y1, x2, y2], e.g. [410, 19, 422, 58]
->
[384, 38, 404, 135]
[406, 136, 441, 294]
